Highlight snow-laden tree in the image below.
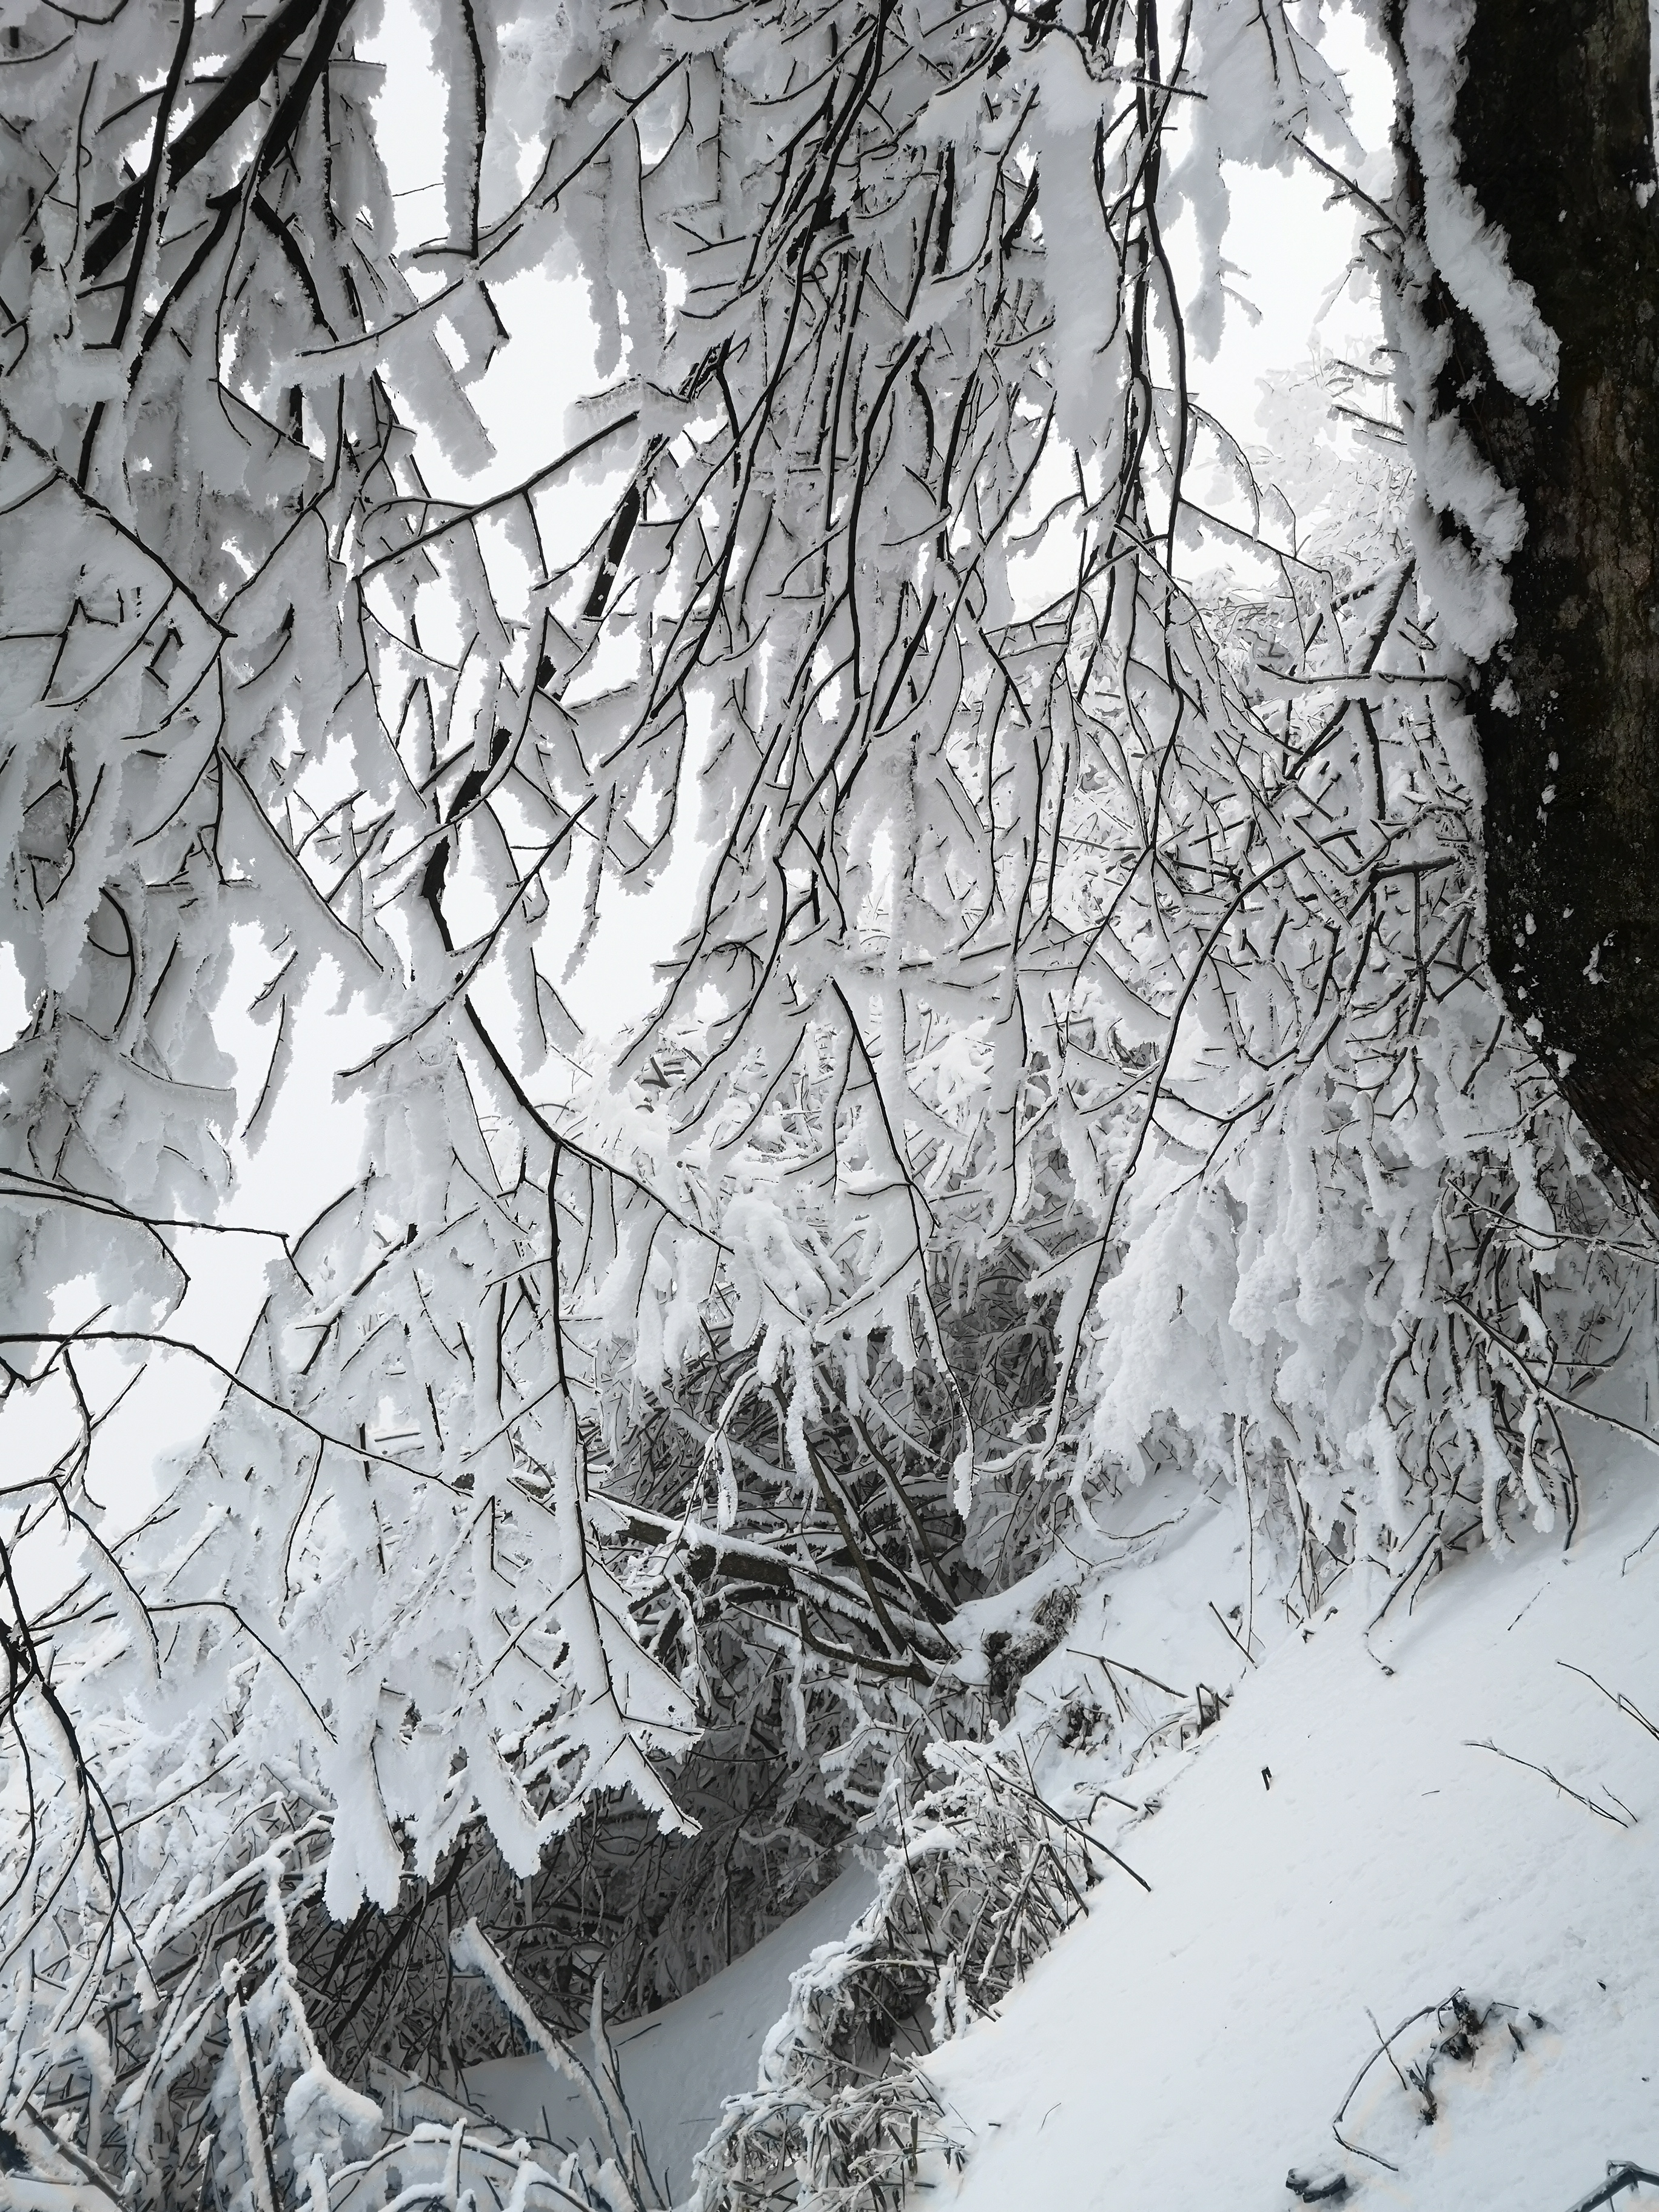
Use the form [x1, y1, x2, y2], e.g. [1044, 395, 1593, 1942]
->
[1, 0, 1654, 2202]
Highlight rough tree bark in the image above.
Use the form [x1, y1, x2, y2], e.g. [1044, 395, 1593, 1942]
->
[1410, 0, 1659, 1189]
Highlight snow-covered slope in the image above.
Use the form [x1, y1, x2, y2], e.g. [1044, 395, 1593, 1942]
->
[925, 1451, 1659, 2211]
[472, 1443, 1659, 2212]
[464, 1867, 875, 2204]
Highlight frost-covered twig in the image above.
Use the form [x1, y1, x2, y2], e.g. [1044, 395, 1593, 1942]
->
[1560, 2163, 1659, 2212]
[1466, 1740, 1635, 1828]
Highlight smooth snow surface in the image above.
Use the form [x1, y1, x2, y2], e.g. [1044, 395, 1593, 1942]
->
[927, 1456, 1659, 2211]
[465, 1867, 876, 2202]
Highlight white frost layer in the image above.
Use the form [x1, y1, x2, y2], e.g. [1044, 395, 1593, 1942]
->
[1373, 0, 1564, 662]
[1399, 0, 1558, 404]
[925, 1450, 1659, 2209]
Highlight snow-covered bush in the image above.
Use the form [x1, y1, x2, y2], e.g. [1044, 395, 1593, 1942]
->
[692, 1740, 1102, 2212]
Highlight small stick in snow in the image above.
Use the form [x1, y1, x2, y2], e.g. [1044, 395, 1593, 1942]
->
[1066, 1649, 1185, 1701]
[1466, 1738, 1636, 1827]
[1560, 2162, 1659, 2212]
[1557, 1660, 1659, 1743]
[1208, 1600, 1258, 1666]
[1331, 2124, 1399, 2175]
[1329, 2002, 1440, 2171]
[1365, 2006, 1423, 2113]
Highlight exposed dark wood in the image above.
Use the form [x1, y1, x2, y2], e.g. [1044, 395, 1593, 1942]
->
[82, 0, 349, 281]
[1400, 0, 1659, 1187]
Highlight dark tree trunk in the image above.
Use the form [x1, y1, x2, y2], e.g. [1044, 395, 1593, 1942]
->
[1404, 0, 1659, 1189]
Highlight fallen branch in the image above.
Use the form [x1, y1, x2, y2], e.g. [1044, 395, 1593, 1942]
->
[1562, 2163, 1659, 2212]
[1557, 1661, 1659, 1743]
[1466, 1738, 1636, 1827]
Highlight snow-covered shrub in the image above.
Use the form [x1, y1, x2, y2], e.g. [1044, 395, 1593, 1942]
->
[693, 1741, 1112, 2211]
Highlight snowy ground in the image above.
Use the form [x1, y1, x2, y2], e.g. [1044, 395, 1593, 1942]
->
[933, 1442, 1659, 2211]
[472, 1437, 1659, 2211]
[463, 1868, 875, 2207]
